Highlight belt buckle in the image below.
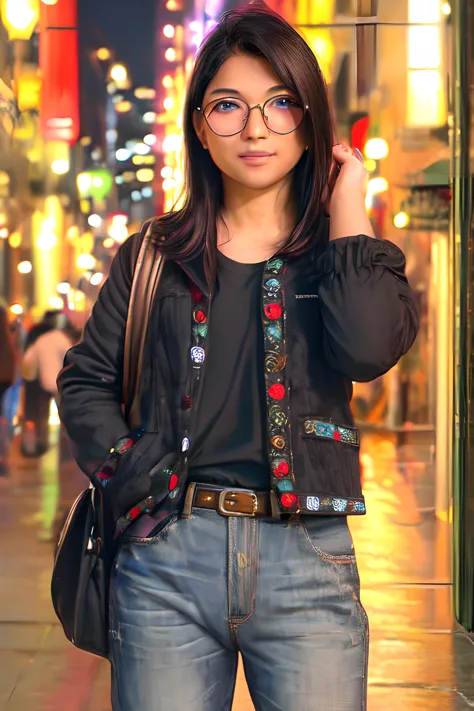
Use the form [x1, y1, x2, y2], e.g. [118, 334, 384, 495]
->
[218, 489, 258, 517]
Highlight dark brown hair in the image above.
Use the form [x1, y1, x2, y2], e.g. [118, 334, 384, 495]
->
[151, 3, 335, 282]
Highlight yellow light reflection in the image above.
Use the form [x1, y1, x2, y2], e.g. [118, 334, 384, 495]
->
[408, 26, 440, 70]
[1, 0, 39, 40]
[8, 231, 21, 248]
[110, 63, 127, 84]
[364, 138, 389, 161]
[97, 47, 111, 61]
[17, 260, 32, 274]
[394, 211, 410, 229]
[408, 70, 444, 127]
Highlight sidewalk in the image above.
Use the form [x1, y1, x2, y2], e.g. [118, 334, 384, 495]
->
[0, 431, 473, 710]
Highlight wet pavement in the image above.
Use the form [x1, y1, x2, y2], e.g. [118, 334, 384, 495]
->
[1, 428, 474, 710]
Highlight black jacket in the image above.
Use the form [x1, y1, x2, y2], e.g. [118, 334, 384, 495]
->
[57, 224, 418, 526]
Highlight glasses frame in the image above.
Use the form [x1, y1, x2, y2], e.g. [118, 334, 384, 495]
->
[196, 94, 309, 137]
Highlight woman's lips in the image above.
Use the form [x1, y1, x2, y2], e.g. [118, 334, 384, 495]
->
[239, 153, 275, 163]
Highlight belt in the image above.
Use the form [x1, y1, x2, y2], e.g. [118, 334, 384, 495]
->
[190, 484, 271, 517]
[182, 483, 366, 518]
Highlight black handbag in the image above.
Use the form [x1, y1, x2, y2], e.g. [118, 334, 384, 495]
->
[51, 221, 165, 659]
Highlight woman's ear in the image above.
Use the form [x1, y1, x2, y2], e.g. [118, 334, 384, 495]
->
[193, 111, 208, 150]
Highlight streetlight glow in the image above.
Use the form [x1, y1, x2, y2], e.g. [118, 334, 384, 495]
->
[51, 159, 69, 175]
[110, 63, 128, 84]
[17, 260, 32, 274]
[97, 47, 111, 61]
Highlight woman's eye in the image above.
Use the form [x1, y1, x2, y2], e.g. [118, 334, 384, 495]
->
[272, 97, 300, 109]
[216, 101, 239, 112]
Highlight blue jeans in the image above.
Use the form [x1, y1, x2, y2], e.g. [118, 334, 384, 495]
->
[110, 507, 369, 710]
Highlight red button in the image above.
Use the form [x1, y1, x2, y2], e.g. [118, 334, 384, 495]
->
[273, 461, 289, 477]
[181, 395, 192, 410]
[333, 431, 341, 441]
[128, 506, 142, 521]
[169, 473, 179, 491]
[264, 303, 282, 320]
[117, 438, 134, 454]
[281, 493, 297, 508]
[268, 383, 285, 400]
[194, 309, 207, 323]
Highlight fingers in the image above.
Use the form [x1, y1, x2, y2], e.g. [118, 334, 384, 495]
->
[332, 143, 365, 165]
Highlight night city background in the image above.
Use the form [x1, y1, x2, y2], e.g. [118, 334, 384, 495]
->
[1, 0, 474, 709]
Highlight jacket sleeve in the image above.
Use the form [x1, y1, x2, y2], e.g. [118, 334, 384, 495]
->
[57, 234, 140, 476]
[316, 234, 418, 383]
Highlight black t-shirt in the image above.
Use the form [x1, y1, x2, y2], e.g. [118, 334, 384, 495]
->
[188, 251, 270, 489]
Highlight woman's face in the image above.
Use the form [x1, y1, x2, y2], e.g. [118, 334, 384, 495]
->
[194, 53, 307, 193]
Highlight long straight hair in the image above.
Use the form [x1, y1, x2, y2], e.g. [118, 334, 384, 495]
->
[151, 3, 335, 284]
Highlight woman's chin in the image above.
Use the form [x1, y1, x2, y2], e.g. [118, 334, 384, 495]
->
[228, 169, 289, 192]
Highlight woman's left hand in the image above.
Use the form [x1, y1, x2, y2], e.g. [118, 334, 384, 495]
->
[328, 144, 375, 241]
[329, 144, 368, 213]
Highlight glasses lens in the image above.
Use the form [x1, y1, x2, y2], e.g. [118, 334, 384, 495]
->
[205, 98, 248, 136]
[264, 96, 304, 134]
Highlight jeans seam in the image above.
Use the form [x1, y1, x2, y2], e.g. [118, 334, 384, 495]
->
[228, 611, 254, 625]
[301, 521, 356, 564]
[227, 518, 257, 631]
[358, 601, 370, 710]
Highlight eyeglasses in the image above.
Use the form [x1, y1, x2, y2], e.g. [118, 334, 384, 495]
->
[196, 95, 308, 137]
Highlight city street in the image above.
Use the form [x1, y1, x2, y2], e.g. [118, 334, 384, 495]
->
[0, 430, 473, 710]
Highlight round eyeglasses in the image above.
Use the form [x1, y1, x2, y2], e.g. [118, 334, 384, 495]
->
[196, 95, 308, 137]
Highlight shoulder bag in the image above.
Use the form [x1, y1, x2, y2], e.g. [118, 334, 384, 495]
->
[51, 221, 164, 659]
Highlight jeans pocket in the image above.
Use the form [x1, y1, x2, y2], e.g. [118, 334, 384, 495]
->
[300, 516, 357, 565]
[124, 512, 180, 545]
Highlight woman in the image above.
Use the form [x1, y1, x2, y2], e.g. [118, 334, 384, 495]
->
[57, 6, 418, 710]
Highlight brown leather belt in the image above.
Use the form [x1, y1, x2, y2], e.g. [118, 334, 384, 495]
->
[182, 483, 367, 518]
[192, 485, 270, 517]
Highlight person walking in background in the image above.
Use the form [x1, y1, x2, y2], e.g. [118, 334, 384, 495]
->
[0, 304, 16, 478]
[22, 315, 79, 402]
[20, 310, 60, 457]
[22, 316, 81, 540]
[2, 314, 27, 440]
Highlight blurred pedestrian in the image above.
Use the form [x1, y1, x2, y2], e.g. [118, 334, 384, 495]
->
[21, 316, 81, 541]
[22, 316, 79, 400]
[21, 313, 78, 456]
[58, 6, 418, 710]
[20, 310, 59, 457]
[0, 304, 15, 477]
[2, 315, 27, 439]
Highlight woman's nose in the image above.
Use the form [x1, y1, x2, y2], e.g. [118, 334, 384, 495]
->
[241, 105, 270, 140]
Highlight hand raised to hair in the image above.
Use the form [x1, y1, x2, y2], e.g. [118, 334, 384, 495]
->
[329, 143, 368, 213]
[328, 143, 374, 241]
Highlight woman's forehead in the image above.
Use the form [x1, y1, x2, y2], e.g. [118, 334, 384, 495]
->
[204, 54, 287, 99]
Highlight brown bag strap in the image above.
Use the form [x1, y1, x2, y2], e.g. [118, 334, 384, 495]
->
[123, 220, 165, 429]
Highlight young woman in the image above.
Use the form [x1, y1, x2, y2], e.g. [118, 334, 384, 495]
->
[58, 6, 418, 710]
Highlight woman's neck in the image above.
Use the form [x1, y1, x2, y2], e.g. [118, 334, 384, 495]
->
[218, 177, 297, 263]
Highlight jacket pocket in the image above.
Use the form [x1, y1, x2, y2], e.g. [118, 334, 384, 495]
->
[301, 415, 360, 447]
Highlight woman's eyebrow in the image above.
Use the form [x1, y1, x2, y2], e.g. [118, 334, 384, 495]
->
[208, 84, 291, 98]
[208, 88, 242, 97]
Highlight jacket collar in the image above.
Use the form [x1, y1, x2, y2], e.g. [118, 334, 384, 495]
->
[177, 250, 210, 298]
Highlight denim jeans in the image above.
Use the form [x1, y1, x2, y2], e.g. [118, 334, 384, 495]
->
[109, 507, 369, 711]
